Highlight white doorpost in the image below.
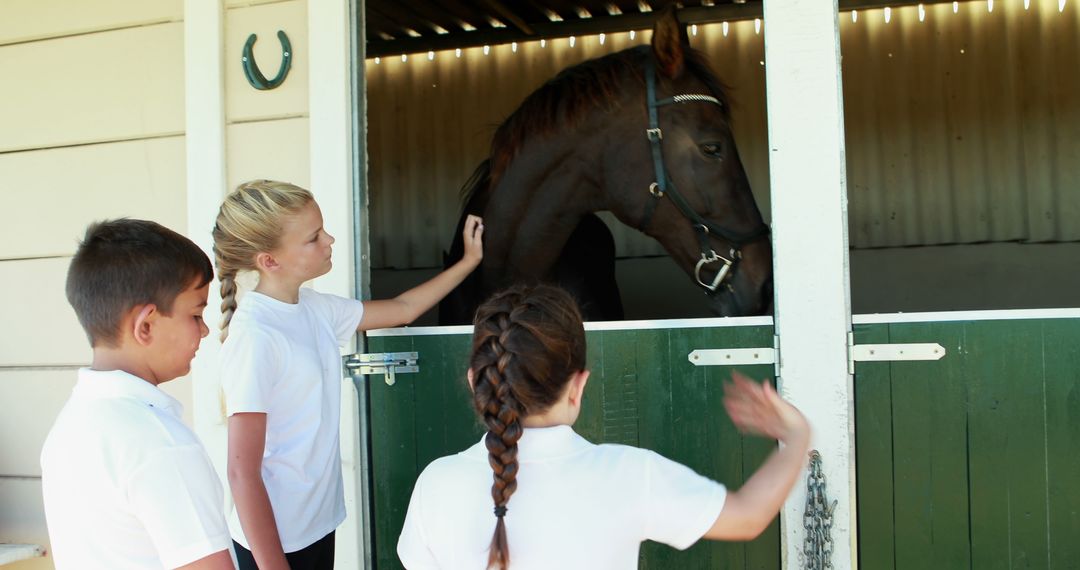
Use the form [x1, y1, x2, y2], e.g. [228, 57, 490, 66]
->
[184, 0, 229, 485]
[762, 1, 855, 569]
[308, 1, 365, 567]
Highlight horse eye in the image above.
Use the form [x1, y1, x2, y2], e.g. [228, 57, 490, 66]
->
[700, 142, 723, 159]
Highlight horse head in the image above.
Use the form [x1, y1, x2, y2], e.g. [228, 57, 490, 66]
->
[439, 7, 773, 324]
[602, 8, 773, 316]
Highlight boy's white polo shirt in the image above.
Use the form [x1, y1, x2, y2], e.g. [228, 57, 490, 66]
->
[40, 368, 230, 570]
[397, 425, 727, 569]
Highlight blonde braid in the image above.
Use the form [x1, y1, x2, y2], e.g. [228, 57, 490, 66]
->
[211, 179, 314, 342]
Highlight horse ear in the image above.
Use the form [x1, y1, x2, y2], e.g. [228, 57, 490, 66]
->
[651, 5, 687, 79]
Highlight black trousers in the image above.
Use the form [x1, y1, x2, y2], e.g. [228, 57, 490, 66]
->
[233, 531, 335, 570]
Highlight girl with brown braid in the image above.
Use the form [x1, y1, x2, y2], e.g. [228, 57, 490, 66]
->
[212, 180, 484, 570]
[397, 284, 812, 570]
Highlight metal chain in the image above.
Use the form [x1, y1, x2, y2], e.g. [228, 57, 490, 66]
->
[803, 450, 836, 570]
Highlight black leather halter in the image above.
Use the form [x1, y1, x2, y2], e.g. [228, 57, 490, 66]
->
[638, 56, 771, 293]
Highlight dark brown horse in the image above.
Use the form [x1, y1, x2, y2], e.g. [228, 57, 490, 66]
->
[440, 9, 772, 325]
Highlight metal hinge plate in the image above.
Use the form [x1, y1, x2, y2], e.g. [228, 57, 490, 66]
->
[847, 332, 945, 373]
[688, 334, 781, 376]
[689, 347, 777, 366]
[343, 351, 418, 386]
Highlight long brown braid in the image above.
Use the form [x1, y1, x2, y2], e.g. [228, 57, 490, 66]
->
[469, 284, 587, 569]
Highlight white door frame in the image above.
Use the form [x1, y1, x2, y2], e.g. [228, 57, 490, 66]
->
[763, 1, 856, 569]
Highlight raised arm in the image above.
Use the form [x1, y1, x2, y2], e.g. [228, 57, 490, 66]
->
[704, 372, 812, 541]
[227, 413, 289, 570]
[358, 215, 483, 331]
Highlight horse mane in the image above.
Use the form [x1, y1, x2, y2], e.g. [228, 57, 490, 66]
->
[460, 44, 732, 208]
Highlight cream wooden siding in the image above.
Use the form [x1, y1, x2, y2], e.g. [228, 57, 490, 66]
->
[365, 0, 1080, 269]
[0, 3, 188, 567]
[224, 0, 310, 190]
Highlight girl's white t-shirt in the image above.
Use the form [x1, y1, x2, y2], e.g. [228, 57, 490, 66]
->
[220, 288, 364, 553]
[397, 425, 727, 569]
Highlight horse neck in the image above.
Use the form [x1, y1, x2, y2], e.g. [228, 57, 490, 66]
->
[481, 134, 605, 286]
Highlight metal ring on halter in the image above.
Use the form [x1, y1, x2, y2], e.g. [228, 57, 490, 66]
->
[694, 250, 734, 292]
[649, 182, 664, 198]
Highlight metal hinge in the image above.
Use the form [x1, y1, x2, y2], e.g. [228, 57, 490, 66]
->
[343, 352, 418, 386]
[688, 334, 781, 376]
[847, 332, 945, 374]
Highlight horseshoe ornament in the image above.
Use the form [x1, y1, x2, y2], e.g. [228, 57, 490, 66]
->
[242, 30, 292, 90]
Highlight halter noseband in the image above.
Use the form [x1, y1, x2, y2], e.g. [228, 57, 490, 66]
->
[639, 56, 771, 294]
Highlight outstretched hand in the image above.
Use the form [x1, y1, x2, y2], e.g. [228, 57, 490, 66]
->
[462, 214, 484, 266]
[722, 371, 809, 445]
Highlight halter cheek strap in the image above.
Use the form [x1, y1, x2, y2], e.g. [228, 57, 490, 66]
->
[639, 56, 770, 293]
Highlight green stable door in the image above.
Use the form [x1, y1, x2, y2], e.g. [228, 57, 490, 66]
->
[358, 312, 1080, 569]
[364, 320, 780, 569]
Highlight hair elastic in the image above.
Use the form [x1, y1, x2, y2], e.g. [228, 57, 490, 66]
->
[494, 506, 508, 518]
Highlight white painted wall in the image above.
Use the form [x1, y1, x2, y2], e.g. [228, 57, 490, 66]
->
[0, 2, 189, 568]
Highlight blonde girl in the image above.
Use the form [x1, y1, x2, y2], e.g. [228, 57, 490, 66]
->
[397, 284, 811, 569]
[213, 180, 483, 570]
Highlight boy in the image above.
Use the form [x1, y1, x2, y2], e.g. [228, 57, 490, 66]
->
[40, 219, 233, 569]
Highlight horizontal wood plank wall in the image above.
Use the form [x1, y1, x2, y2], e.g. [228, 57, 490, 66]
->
[226, 117, 310, 190]
[0, 23, 185, 153]
[0, 6, 190, 566]
[365, 0, 1080, 269]
[0, 137, 187, 260]
[222, 0, 310, 196]
[0, 371, 193, 478]
[225, 0, 308, 123]
[0, 0, 181, 46]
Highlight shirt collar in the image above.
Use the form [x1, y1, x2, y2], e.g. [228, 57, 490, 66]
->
[73, 368, 184, 419]
[469, 424, 592, 463]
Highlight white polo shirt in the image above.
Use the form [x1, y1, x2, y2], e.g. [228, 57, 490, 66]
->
[397, 425, 727, 569]
[40, 369, 230, 570]
[220, 288, 364, 553]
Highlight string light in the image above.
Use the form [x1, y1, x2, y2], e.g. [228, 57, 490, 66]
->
[599, 32, 606, 45]
[1024, 0, 1030, 8]
[1060, 0, 1067, 12]
[374, 56, 380, 65]
[987, 0, 993, 12]
[401, 54, 407, 62]
[722, 21, 729, 36]
[919, 4, 925, 21]
[427, 50, 434, 61]
[540, 38, 546, 48]
[511, 41, 517, 52]
[483, 44, 490, 55]
[953, 1, 959, 13]
[754, 18, 761, 34]
[455, 48, 461, 58]
[691, 24, 698, 36]
[629, 30, 636, 40]
[852, 10, 858, 23]
[884, 7, 891, 23]
[569, 35, 576, 47]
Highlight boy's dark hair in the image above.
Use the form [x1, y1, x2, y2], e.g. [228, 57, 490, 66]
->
[66, 219, 214, 347]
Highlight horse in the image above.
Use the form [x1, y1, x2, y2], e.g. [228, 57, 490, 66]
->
[439, 8, 773, 325]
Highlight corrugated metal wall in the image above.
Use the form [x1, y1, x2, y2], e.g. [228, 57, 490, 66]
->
[365, 0, 1080, 269]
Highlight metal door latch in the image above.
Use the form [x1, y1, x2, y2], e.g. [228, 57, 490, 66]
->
[847, 332, 945, 373]
[343, 352, 418, 386]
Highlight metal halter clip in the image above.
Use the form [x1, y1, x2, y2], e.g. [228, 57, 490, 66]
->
[694, 250, 733, 292]
[646, 127, 663, 141]
[649, 182, 664, 198]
